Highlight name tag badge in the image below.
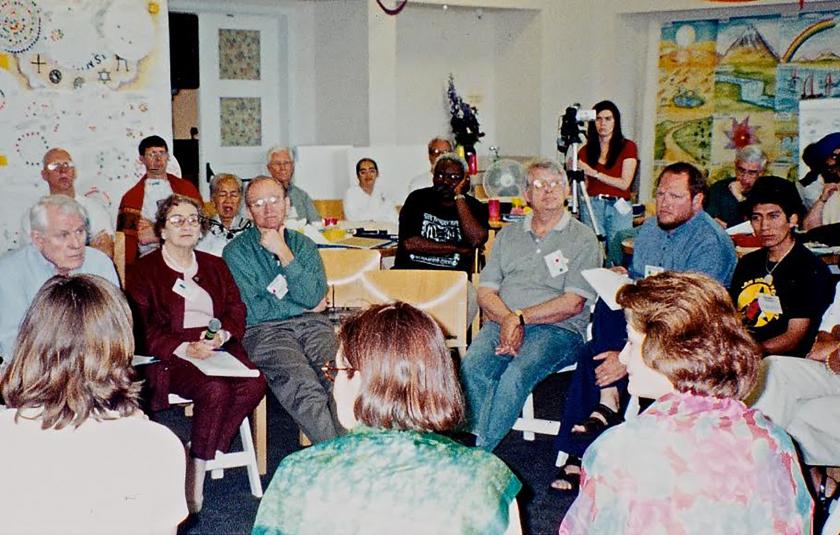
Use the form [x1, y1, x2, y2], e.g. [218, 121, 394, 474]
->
[644, 265, 665, 278]
[172, 278, 192, 299]
[614, 198, 632, 216]
[758, 294, 783, 315]
[267, 273, 289, 300]
[544, 249, 569, 278]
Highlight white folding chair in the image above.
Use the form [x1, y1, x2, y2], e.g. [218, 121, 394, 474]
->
[168, 394, 263, 498]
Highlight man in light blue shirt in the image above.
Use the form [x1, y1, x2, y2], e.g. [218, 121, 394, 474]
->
[0, 195, 119, 360]
[266, 146, 321, 224]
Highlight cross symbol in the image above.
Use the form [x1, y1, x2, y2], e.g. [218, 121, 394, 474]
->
[30, 54, 46, 74]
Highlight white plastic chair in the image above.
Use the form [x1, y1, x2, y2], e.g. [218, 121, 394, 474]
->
[168, 393, 263, 498]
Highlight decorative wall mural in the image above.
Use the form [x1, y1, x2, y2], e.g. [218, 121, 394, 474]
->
[0, 0, 171, 251]
[656, 11, 840, 185]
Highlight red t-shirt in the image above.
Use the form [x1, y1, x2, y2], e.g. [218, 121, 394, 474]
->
[579, 139, 638, 199]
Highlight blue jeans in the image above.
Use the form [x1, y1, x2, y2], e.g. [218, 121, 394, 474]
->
[461, 321, 583, 451]
[580, 197, 633, 267]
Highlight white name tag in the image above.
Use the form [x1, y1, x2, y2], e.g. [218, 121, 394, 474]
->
[544, 249, 569, 278]
[171, 278, 197, 300]
[614, 198, 632, 216]
[267, 273, 289, 300]
[758, 294, 783, 315]
[644, 265, 665, 278]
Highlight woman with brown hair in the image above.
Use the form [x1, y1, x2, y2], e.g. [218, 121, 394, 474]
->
[560, 272, 812, 534]
[126, 194, 266, 514]
[0, 274, 187, 533]
[253, 302, 522, 535]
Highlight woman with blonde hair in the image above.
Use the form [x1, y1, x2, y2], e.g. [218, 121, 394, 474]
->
[0, 274, 187, 534]
[254, 302, 522, 535]
[560, 272, 812, 534]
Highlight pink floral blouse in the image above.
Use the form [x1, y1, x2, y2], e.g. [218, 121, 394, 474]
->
[559, 391, 812, 534]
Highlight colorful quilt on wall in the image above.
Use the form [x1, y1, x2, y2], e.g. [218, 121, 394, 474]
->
[0, 0, 171, 251]
[655, 11, 840, 185]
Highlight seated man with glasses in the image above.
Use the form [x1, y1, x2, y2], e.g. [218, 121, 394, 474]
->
[460, 159, 600, 451]
[19, 148, 115, 257]
[266, 146, 320, 225]
[396, 152, 488, 273]
[117, 135, 202, 265]
[223, 176, 341, 444]
[706, 145, 767, 229]
[196, 173, 251, 256]
[0, 195, 119, 360]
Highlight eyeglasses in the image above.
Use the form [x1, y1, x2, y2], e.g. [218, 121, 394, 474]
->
[214, 191, 241, 199]
[429, 148, 448, 157]
[247, 196, 283, 210]
[46, 161, 75, 172]
[167, 214, 201, 227]
[735, 165, 761, 177]
[145, 151, 168, 160]
[434, 171, 462, 181]
[269, 161, 294, 169]
[530, 179, 563, 191]
[321, 360, 356, 381]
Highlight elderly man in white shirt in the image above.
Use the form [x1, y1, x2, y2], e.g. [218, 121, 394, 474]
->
[343, 158, 397, 223]
[20, 148, 115, 257]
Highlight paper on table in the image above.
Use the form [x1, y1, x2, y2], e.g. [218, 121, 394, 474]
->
[726, 220, 754, 236]
[175, 351, 260, 378]
[582, 268, 633, 311]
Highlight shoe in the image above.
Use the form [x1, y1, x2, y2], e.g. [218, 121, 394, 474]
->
[571, 403, 622, 437]
[549, 456, 582, 493]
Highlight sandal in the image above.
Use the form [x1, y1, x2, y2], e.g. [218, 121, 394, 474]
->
[571, 403, 623, 436]
[549, 456, 582, 493]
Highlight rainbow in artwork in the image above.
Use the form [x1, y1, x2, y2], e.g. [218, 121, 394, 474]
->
[781, 17, 836, 63]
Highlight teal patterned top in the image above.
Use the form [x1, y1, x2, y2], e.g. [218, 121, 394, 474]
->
[253, 427, 521, 535]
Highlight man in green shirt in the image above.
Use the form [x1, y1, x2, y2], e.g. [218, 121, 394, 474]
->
[223, 176, 339, 443]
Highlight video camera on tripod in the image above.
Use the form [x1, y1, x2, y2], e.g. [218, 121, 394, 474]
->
[555, 104, 606, 244]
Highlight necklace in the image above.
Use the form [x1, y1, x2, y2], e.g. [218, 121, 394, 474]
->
[764, 242, 795, 285]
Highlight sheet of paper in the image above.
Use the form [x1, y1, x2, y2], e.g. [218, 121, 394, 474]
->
[175, 350, 260, 378]
[726, 220, 754, 236]
[582, 268, 633, 311]
[131, 355, 158, 366]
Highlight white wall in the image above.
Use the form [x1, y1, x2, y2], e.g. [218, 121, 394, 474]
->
[312, 1, 369, 145]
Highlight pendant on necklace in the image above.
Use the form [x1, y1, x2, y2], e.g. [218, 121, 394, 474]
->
[764, 274, 773, 285]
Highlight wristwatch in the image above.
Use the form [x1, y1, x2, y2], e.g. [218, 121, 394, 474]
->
[514, 309, 526, 326]
[453, 194, 465, 201]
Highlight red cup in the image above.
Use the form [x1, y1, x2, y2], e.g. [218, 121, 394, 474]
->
[468, 153, 478, 176]
[488, 198, 501, 222]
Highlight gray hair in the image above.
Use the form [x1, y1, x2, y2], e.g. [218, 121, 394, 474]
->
[266, 145, 295, 163]
[434, 152, 468, 175]
[735, 145, 768, 169]
[427, 137, 453, 150]
[524, 158, 568, 187]
[244, 175, 285, 200]
[209, 173, 242, 195]
[30, 195, 89, 234]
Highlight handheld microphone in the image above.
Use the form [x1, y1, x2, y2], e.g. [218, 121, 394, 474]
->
[204, 318, 222, 341]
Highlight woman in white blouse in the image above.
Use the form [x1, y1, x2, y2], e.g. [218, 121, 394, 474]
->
[343, 158, 398, 223]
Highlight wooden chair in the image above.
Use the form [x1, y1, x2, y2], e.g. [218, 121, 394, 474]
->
[319, 249, 381, 309]
[313, 199, 345, 221]
[114, 231, 126, 287]
[360, 270, 468, 356]
[168, 394, 264, 497]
